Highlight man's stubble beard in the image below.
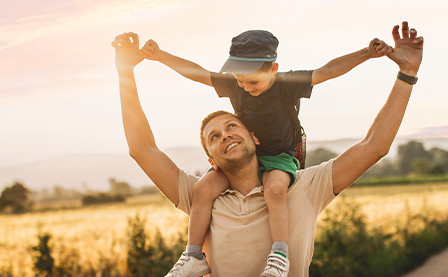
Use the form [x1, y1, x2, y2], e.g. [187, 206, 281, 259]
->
[219, 146, 256, 174]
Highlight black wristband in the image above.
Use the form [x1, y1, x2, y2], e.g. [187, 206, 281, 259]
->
[397, 71, 418, 85]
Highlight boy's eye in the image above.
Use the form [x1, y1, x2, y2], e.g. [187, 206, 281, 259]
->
[250, 82, 258, 85]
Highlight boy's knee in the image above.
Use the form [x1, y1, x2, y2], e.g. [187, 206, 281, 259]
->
[264, 179, 289, 199]
[192, 180, 223, 202]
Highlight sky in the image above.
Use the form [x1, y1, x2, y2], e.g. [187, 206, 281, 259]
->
[1, 0, 447, 168]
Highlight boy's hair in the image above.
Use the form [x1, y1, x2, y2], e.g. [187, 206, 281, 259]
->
[200, 111, 245, 158]
[258, 61, 276, 72]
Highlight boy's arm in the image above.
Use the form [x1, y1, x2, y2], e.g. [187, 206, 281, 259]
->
[311, 38, 392, 86]
[142, 39, 213, 86]
[112, 33, 181, 205]
[332, 22, 423, 195]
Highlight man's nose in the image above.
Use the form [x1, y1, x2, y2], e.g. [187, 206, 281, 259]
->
[222, 131, 233, 141]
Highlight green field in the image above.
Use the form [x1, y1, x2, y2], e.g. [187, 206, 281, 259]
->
[2, 183, 448, 276]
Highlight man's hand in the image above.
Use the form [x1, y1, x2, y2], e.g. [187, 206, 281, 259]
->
[387, 21, 424, 76]
[142, 39, 162, 61]
[368, 38, 394, 58]
[111, 32, 144, 72]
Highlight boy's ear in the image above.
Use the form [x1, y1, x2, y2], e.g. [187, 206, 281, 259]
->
[251, 132, 260, 145]
[270, 62, 279, 74]
[208, 158, 219, 170]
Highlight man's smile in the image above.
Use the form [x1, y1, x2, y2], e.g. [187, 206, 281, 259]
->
[225, 142, 240, 153]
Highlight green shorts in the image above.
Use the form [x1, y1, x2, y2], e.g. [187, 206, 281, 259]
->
[258, 153, 300, 187]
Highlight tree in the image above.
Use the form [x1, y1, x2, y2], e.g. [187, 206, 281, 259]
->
[306, 148, 338, 167]
[0, 181, 33, 214]
[109, 178, 133, 196]
[397, 141, 431, 175]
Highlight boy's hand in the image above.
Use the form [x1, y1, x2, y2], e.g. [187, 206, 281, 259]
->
[111, 32, 144, 72]
[142, 39, 162, 61]
[368, 38, 394, 58]
[387, 21, 423, 76]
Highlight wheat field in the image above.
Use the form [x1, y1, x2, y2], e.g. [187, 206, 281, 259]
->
[1, 183, 448, 275]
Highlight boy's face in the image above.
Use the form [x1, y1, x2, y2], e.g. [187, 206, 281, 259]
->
[233, 63, 278, 96]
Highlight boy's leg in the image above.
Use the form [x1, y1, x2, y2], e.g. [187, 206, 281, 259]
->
[261, 169, 291, 277]
[263, 169, 290, 254]
[187, 169, 229, 257]
[166, 170, 229, 276]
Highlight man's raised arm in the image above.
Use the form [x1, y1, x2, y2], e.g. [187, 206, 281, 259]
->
[332, 22, 423, 195]
[112, 32, 180, 205]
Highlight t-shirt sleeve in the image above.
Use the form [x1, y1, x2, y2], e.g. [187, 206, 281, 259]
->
[211, 72, 238, 98]
[176, 169, 200, 216]
[298, 159, 336, 216]
[282, 70, 314, 101]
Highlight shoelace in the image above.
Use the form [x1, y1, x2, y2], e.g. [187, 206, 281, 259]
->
[167, 254, 190, 273]
[265, 253, 288, 272]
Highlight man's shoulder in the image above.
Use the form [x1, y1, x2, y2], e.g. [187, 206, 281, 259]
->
[291, 159, 334, 192]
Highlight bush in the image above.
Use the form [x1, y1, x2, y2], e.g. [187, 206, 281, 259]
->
[82, 193, 126, 206]
[31, 232, 55, 276]
[126, 213, 186, 276]
[310, 199, 448, 277]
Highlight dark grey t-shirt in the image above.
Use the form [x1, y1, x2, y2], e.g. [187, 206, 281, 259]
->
[211, 70, 313, 156]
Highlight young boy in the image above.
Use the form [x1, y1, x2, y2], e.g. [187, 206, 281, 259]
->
[142, 30, 390, 277]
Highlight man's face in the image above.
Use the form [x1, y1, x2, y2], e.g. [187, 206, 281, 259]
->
[233, 63, 278, 96]
[202, 114, 258, 171]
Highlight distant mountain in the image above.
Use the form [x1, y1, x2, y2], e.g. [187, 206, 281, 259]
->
[307, 137, 448, 159]
[1, 137, 446, 192]
[399, 125, 448, 139]
[0, 147, 209, 192]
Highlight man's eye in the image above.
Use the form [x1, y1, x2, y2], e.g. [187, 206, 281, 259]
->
[229, 124, 236, 128]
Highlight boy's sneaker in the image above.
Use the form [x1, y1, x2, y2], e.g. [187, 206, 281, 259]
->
[260, 252, 290, 277]
[165, 252, 211, 277]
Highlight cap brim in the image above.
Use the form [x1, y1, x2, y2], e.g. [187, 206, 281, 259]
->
[219, 59, 264, 75]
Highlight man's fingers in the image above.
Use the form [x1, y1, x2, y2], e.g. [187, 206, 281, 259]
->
[409, 28, 417, 40]
[401, 21, 410, 38]
[128, 32, 139, 45]
[414, 36, 424, 45]
[392, 25, 401, 41]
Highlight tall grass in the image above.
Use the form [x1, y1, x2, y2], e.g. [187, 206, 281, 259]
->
[2, 184, 448, 276]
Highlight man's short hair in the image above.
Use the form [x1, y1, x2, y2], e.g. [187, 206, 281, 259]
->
[200, 110, 244, 158]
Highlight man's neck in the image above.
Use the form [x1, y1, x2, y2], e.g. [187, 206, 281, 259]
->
[223, 158, 261, 195]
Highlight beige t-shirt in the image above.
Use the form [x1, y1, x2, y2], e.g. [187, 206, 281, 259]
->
[177, 159, 335, 277]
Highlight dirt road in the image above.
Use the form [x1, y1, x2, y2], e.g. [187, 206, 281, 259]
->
[401, 247, 448, 277]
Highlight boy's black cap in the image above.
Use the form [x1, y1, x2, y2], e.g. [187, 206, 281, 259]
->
[220, 30, 278, 75]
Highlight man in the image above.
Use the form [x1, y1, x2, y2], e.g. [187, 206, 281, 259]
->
[112, 22, 423, 276]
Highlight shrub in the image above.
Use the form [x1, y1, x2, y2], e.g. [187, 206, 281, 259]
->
[31, 232, 54, 276]
[82, 193, 125, 206]
[310, 199, 448, 277]
[126, 213, 187, 276]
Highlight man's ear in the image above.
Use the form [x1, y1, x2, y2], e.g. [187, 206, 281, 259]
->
[208, 158, 219, 170]
[251, 132, 260, 145]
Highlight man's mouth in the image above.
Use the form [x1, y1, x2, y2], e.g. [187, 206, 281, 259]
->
[225, 142, 240, 153]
